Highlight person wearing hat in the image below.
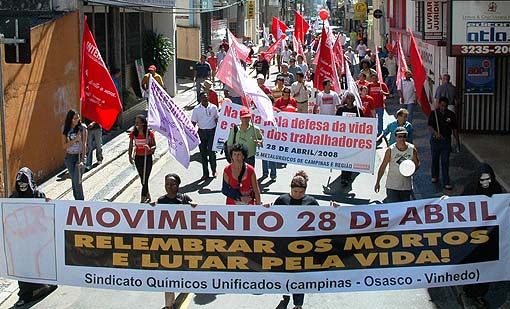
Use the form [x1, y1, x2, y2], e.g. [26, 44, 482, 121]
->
[201, 80, 219, 106]
[141, 65, 164, 91]
[398, 70, 417, 123]
[276, 63, 295, 87]
[192, 92, 219, 180]
[256, 74, 272, 96]
[194, 54, 212, 100]
[271, 76, 286, 99]
[226, 106, 263, 168]
[252, 54, 270, 79]
[290, 71, 310, 113]
[374, 126, 420, 203]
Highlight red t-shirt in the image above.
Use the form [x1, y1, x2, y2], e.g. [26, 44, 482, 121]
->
[208, 89, 219, 106]
[274, 97, 297, 111]
[220, 42, 229, 52]
[129, 130, 155, 156]
[360, 95, 375, 117]
[356, 80, 369, 92]
[207, 56, 218, 71]
[224, 164, 255, 205]
[368, 82, 389, 109]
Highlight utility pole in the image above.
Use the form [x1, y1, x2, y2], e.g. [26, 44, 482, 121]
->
[236, 0, 245, 37]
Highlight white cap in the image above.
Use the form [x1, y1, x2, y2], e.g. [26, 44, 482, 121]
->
[256, 74, 265, 80]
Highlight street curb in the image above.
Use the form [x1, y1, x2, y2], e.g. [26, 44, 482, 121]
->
[0, 281, 18, 307]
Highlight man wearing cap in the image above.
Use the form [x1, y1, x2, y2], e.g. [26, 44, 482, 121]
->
[201, 80, 219, 106]
[253, 54, 270, 79]
[194, 54, 212, 100]
[276, 63, 295, 87]
[192, 92, 219, 180]
[142, 65, 164, 91]
[257, 75, 272, 97]
[226, 106, 263, 168]
[290, 72, 310, 113]
[374, 126, 420, 203]
[271, 76, 286, 99]
[398, 70, 417, 123]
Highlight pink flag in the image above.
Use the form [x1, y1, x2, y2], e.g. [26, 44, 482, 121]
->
[264, 37, 284, 62]
[228, 31, 252, 64]
[147, 76, 200, 168]
[374, 44, 384, 84]
[216, 41, 275, 124]
[395, 35, 408, 89]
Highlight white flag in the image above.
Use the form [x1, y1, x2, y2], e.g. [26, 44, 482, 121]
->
[263, 24, 270, 46]
[345, 63, 363, 108]
[147, 76, 200, 168]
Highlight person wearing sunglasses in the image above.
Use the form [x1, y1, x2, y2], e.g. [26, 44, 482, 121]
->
[274, 87, 297, 112]
[374, 126, 420, 203]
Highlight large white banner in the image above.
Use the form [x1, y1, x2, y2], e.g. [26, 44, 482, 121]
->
[1, 195, 510, 293]
[214, 102, 377, 173]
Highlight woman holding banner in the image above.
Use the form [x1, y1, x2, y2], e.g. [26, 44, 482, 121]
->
[62, 109, 87, 200]
[273, 170, 318, 309]
[128, 115, 156, 203]
[222, 143, 261, 205]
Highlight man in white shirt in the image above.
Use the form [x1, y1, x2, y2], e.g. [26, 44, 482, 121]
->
[344, 46, 359, 76]
[356, 40, 368, 61]
[384, 50, 398, 97]
[313, 79, 341, 115]
[398, 70, 417, 123]
[291, 72, 311, 113]
[339, 30, 347, 47]
[281, 44, 292, 64]
[191, 92, 219, 180]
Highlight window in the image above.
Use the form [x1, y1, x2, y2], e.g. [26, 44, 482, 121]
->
[415, 1, 424, 33]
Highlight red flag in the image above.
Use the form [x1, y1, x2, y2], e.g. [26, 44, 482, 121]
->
[408, 29, 431, 116]
[80, 16, 122, 131]
[333, 35, 346, 75]
[272, 17, 288, 40]
[374, 44, 383, 84]
[294, 10, 309, 43]
[264, 37, 283, 62]
[313, 26, 341, 92]
[395, 35, 408, 89]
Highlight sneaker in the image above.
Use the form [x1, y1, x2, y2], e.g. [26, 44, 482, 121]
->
[270, 175, 277, 180]
[213, 171, 217, 178]
[200, 175, 209, 181]
[431, 177, 439, 183]
[97, 160, 102, 165]
[444, 184, 453, 190]
[261, 174, 269, 179]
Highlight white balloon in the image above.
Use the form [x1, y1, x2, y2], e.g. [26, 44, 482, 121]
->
[399, 159, 416, 177]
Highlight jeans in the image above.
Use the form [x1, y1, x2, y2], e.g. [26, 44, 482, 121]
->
[375, 108, 384, 136]
[262, 160, 276, 177]
[135, 154, 153, 199]
[403, 103, 416, 123]
[245, 156, 255, 168]
[85, 128, 103, 167]
[386, 188, 412, 203]
[65, 153, 84, 200]
[198, 129, 217, 177]
[430, 136, 451, 185]
[293, 294, 305, 306]
[385, 76, 397, 96]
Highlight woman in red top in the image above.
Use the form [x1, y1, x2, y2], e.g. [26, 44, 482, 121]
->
[360, 85, 376, 117]
[129, 115, 156, 203]
[222, 144, 261, 205]
[274, 87, 297, 111]
[207, 51, 218, 79]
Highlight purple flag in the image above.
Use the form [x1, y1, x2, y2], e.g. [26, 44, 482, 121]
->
[147, 76, 200, 168]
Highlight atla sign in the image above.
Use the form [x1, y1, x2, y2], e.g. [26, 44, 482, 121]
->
[449, 0, 510, 56]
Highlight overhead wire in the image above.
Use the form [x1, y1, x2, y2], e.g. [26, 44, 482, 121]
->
[87, 0, 245, 13]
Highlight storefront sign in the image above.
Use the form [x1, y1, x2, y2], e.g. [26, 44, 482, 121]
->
[449, 0, 510, 56]
[353, 2, 368, 21]
[247, 0, 255, 19]
[1, 196, 509, 293]
[465, 57, 495, 95]
[424, 1, 444, 40]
